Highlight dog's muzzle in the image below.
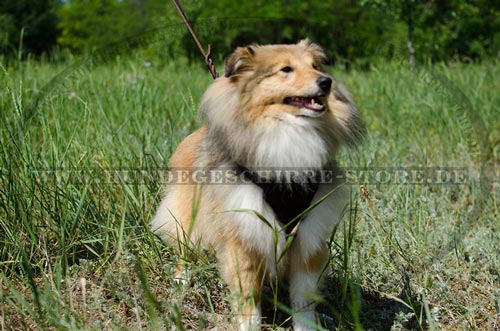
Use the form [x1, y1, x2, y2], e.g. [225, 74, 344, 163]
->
[316, 76, 332, 96]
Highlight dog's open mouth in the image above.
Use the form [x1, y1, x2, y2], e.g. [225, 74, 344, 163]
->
[284, 96, 325, 112]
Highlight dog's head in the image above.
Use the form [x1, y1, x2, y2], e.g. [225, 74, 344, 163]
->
[201, 40, 364, 169]
[224, 39, 334, 119]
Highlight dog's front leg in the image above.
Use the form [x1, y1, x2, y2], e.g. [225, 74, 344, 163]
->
[217, 238, 266, 331]
[289, 180, 348, 330]
[289, 244, 329, 331]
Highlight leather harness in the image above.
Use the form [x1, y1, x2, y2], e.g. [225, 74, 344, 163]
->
[236, 165, 320, 235]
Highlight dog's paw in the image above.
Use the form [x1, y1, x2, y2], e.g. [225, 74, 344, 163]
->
[293, 326, 317, 331]
[293, 320, 319, 331]
[292, 310, 320, 331]
[173, 264, 191, 286]
[238, 314, 260, 331]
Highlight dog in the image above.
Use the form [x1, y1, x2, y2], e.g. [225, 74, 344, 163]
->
[151, 39, 364, 331]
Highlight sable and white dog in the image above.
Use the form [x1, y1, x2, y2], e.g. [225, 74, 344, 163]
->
[151, 39, 364, 330]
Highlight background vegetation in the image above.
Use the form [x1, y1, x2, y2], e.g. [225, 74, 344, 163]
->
[1, 0, 500, 64]
[1, 54, 498, 331]
[0, 0, 499, 330]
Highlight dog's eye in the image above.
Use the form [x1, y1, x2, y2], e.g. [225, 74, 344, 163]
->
[280, 66, 293, 73]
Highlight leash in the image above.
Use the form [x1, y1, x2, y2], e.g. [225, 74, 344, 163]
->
[171, 0, 219, 79]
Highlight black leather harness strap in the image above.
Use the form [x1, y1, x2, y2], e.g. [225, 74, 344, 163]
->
[236, 165, 320, 235]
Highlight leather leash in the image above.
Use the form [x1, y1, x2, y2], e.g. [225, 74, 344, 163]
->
[171, 0, 219, 79]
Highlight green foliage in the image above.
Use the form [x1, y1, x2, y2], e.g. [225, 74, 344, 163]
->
[1, 0, 499, 62]
[446, 0, 500, 58]
[57, 0, 147, 52]
[178, 0, 399, 65]
[364, 0, 500, 61]
[0, 0, 60, 56]
[0, 13, 16, 51]
[0, 57, 498, 330]
[168, 0, 500, 64]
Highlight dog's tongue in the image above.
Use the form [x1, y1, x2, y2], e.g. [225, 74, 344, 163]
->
[286, 97, 324, 111]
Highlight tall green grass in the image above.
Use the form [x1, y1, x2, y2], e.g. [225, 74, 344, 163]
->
[0, 56, 498, 330]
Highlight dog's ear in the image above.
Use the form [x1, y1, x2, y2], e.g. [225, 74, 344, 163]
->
[225, 46, 255, 77]
[297, 39, 328, 67]
[329, 81, 366, 147]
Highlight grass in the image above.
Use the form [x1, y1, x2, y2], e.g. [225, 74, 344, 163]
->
[0, 53, 499, 331]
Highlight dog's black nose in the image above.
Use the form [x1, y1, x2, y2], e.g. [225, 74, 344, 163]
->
[316, 76, 332, 94]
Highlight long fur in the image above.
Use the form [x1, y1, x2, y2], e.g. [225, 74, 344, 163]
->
[151, 39, 364, 331]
